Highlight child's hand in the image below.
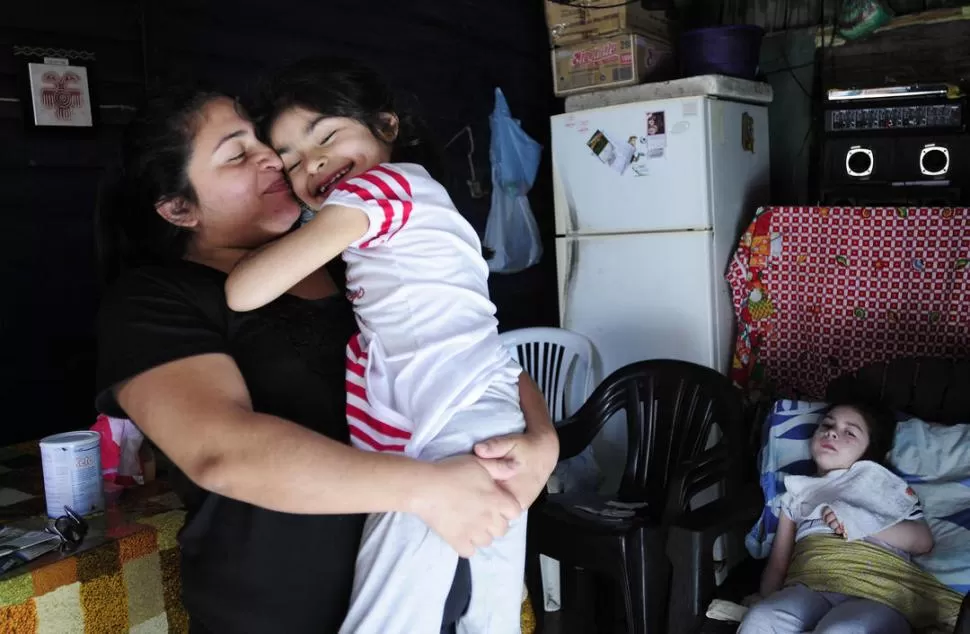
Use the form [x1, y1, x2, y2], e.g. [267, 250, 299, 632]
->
[822, 506, 845, 537]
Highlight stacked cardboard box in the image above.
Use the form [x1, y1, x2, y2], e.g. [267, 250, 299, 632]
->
[545, 0, 675, 97]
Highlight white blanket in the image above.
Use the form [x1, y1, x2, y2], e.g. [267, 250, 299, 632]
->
[780, 460, 921, 541]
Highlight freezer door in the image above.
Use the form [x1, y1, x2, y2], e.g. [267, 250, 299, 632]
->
[707, 100, 771, 375]
[552, 97, 712, 236]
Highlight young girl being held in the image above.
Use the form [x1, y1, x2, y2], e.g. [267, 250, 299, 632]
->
[226, 58, 541, 634]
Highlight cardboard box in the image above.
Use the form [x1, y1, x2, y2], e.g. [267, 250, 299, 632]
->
[552, 33, 672, 97]
[544, 0, 672, 47]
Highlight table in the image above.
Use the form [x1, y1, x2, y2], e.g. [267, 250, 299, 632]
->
[0, 441, 539, 633]
[0, 442, 187, 633]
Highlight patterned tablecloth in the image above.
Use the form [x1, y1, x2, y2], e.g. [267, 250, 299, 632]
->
[0, 442, 188, 633]
[728, 206, 970, 400]
[0, 441, 537, 633]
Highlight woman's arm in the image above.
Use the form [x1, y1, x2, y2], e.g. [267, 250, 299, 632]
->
[473, 373, 559, 509]
[225, 204, 367, 312]
[116, 351, 521, 557]
[760, 513, 797, 596]
[873, 519, 935, 555]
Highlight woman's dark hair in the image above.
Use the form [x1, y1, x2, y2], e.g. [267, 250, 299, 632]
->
[96, 86, 230, 283]
[824, 395, 897, 465]
[248, 56, 443, 181]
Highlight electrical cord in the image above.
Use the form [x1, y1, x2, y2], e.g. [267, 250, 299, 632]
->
[763, 60, 815, 74]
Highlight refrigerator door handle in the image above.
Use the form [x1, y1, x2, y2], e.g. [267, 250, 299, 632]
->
[559, 239, 579, 326]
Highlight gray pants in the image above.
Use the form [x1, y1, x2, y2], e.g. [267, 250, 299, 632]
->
[738, 584, 911, 634]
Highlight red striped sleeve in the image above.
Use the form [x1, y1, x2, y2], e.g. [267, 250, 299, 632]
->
[333, 166, 413, 248]
[373, 165, 412, 196]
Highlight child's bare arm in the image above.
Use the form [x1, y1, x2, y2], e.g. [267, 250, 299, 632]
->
[760, 513, 797, 597]
[873, 519, 935, 555]
[225, 204, 368, 312]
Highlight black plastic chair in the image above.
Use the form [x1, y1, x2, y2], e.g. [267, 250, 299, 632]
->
[525, 359, 745, 634]
[668, 357, 970, 634]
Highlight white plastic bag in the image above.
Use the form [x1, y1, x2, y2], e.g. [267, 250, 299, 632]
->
[483, 88, 543, 273]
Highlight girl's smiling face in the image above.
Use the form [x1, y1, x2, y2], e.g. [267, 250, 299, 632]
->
[269, 106, 397, 210]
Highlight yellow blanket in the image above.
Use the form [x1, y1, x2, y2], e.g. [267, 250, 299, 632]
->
[785, 534, 962, 633]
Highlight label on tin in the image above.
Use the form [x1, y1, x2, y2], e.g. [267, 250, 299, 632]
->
[40, 433, 104, 518]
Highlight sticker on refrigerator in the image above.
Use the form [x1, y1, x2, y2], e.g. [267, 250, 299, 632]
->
[586, 130, 633, 174]
[646, 111, 666, 158]
[627, 136, 649, 177]
[741, 112, 755, 153]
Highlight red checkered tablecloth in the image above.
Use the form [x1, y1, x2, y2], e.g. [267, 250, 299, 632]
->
[728, 206, 970, 400]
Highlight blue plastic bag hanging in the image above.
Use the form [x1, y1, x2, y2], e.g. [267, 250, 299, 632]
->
[483, 88, 543, 274]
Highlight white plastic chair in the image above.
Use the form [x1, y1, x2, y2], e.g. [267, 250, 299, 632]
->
[501, 327, 601, 425]
[500, 327, 602, 613]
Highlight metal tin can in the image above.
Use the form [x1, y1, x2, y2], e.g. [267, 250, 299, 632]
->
[39, 431, 105, 518]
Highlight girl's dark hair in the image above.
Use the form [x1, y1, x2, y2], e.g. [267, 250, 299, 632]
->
[248, 56, 443, 181]
[97, 86, 229, 283]
[825, 395, 897, 465]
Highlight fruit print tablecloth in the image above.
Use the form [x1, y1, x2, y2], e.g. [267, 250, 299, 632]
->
[727, 206, 970, 401]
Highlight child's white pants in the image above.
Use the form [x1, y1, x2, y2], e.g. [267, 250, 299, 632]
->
[339, 379, 527, 634]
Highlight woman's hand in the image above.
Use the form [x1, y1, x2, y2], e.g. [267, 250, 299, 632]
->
[408, 455, 522, 558]
[470, 371, 560, 509]
[473, 428, 559, 509]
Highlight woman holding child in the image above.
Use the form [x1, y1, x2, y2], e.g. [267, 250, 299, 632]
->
[96, 59, 558, 633]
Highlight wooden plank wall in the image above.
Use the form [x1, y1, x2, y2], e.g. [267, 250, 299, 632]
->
[0, 0, 559, 444]
[697, 0, 965, 30]
[821, 18, 970, 87]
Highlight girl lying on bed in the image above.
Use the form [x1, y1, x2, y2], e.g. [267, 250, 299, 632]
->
[740, 397, 962, 633]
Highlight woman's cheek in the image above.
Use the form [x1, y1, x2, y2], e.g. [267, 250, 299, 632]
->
[285, 174, 309, 206]
[206, 173, 256, 210]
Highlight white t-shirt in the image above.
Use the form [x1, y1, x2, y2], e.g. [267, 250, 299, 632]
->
[327, 163, 521, 453]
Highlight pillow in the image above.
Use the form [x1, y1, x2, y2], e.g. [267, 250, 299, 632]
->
[745, 400, 825, 559]
[745, 399, 970, 593]
[892, 419, 970, 482]
[893, 420, 970, 593]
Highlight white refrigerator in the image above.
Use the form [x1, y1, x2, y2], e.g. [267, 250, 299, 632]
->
[552, 79, 772, 472]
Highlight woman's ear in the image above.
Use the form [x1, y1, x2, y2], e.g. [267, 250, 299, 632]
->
[155, 197, 198, 229]
[378, 113, 400, 144]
